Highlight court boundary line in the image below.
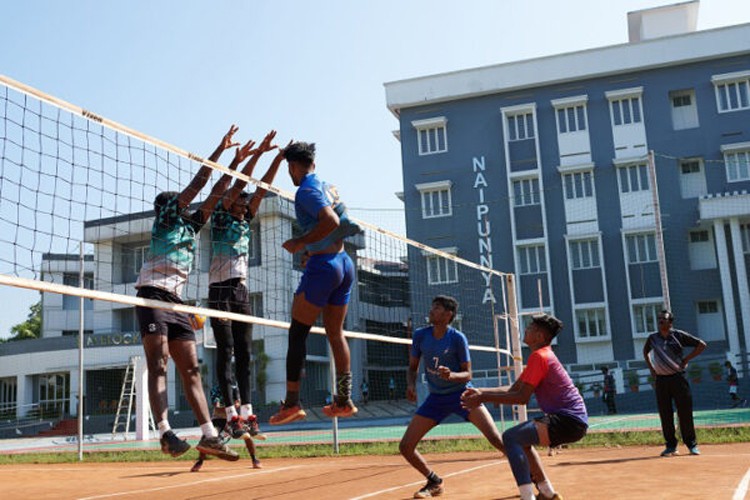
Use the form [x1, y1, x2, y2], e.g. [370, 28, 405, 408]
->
[76, 464, 303, 500]
[349, 459, 505, 500]
[733, 465, 750, 500]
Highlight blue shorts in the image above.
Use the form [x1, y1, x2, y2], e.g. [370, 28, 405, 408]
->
[295, 252, 354, 307]
[416, 390, 473, 424]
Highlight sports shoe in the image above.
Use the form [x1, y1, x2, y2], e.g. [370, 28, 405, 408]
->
[688, 446, 701, 455]
[322, 399, 359, 418]
[660, 447, 678, 457]
[269, 401, 307, 426]
[160, 430, 191, 457]
[245, 415, 267, 440]
[252, 458, 262, 469]
[190, 458, 204, 472]
[538, 493, 564, 500]
[414, 479, 443, 498]
[196, 435, 239, 461]
[227, 418, 246, 439]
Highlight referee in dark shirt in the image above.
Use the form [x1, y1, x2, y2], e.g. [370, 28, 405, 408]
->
[643, 309, 706, 457]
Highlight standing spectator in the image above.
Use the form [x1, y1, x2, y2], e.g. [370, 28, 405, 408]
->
[389, 376, 396, 402]
[643, 309, 706, 457]
[601, 366, 617, 415]
[726, 361, 748, 408]
[361, 378, 369, 405]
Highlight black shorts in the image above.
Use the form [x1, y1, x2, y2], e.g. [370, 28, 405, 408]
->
[535, 413, 588, 447]
[208, 279, 252, 317]
[136, 286, 195, 342]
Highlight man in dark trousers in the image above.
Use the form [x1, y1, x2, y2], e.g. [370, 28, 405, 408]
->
[601, 366, 617, 415]
[643, 309, 706, 457]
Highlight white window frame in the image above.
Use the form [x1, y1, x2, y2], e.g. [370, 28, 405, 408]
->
[625, 232, 657, 264]
[569, 238, 601, 270]
[424, 247, 459, 285]
[720, 143, 750, 183]
[517, 244, 547, 275]
[412, 117, 448, 156]
[416, 180, 453, 219]
[574, 307, 608, 340]
[697, 300, 719, 314]
[669, 89, 699, 130]
[632, 301, 662, 337]
[562, 170, 594, 199]
[506, 112, 536, 141]
[712, 70, 750, 113]
[617, 163, 650, 193]
[607, 91, 643, 127]
[512, 177, 540, 207]
[555, 103, 588, 134]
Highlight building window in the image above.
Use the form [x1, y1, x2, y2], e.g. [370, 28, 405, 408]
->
[426, 253, 458, 285]
[248, 292, 263, 317]
[569, 239, 600, 270]
[741, 224, 750, 254]
[697, 301, 718, 314]
[62, 273, 94, 310]
[688, 229, 716, 270]
[678, 158, 706, 199]
[416, 181, 453, 219]
[121, 243, 149, 283]
[517, 245, 546, 275]
[507, 112, 535, 141]
[625, 233, 657, 264]
[0, 377, 17, 414]
[563, 171, 593, 199]
[512, 178, 540, 206]
[610, 96, 642, 126]
[556, 104, 587, 134]
[712, 71, 750, 113]
[617, 163, 649, 193]
[724, 150, 750, 182]
[575, 308, 607, 339]
[412, 117, 448, 155]
[37, 372, 70, 418]
[633, 302, 661, 335]
[670, 89, 699, 130]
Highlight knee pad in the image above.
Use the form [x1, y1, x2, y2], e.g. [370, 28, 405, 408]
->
[286, 319, 312, 382]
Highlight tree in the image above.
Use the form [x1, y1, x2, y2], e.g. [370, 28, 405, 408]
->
[8, 300, 42, 341]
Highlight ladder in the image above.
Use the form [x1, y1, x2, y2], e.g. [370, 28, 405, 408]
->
[112, 356, 155, 439]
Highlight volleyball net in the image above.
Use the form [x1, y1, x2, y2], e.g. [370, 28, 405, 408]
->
[0, 74, 521, 447]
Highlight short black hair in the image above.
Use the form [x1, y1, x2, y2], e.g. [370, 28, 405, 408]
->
[530, 313, 563, 339]
[659, 309, 675, 322]
[432, 295, 458, 323]
[154, 191, 178, 216]
[601, 366, 609, 374]
[283, 141, 316, 166]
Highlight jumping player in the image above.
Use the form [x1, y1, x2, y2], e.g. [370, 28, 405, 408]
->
[209, 130, 283, 438]
[135, 125, 251, 461]
[400, 296, 508, 499]
[269, 141, 361, 425]
[462, 314, 587, 500]
[191, 383, 264, 472]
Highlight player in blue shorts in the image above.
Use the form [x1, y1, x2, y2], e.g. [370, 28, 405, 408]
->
[269, 142, 361, 425]
[400, 296, 507, 499]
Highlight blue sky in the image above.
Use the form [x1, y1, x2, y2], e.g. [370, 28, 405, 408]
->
[1, 0, 749, 338]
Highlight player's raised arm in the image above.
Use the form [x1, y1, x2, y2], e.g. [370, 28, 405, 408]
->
[222, 130, 279, 212]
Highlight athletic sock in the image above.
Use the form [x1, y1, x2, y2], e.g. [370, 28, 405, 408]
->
[427, 471, 442, 484]
[285, 391, 300, 407]
[157, 420, 171, 439]
[241, 403, 253, 419]
[519, 483, 536, 500]
[335, 371, 353, 406]
[537, 479, 555, 497]
[200, 421, 218, 438]
[225, 405, 239, 420]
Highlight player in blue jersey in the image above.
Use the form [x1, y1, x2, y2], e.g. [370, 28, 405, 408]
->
[209, 130, 283, 439]
[269, 142, 361, 425]
[400, 295, 508, 499]
[135, 125, 254, 461]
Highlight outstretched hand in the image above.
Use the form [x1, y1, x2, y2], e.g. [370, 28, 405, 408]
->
[256, 130, 279, 154]
[233, 139, 257, 165]
[220, 124, 241, 151]
[460, 388, 482, 410]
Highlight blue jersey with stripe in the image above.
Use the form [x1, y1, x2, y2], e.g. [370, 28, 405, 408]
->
[410, 326, 473, 395]
[295, 173, 360, 252]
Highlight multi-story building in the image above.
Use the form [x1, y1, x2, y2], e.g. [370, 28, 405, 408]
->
[385, 2, 750, 373]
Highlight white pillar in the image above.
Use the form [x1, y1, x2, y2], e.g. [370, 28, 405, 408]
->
[729, 218, 750, 352]
[134, 357, 150, 440]
[69, 369, 80, 416]
[714, 220, 740, 354]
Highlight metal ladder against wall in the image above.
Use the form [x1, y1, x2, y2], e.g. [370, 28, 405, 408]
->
[112, 356, 155, 440]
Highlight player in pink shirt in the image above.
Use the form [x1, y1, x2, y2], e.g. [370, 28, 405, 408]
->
[462, 313, 587, 500]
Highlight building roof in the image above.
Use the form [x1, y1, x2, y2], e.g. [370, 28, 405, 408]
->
[384, 22, 750, 115]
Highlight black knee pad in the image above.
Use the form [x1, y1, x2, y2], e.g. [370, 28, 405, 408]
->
[286, 319, 312, 382]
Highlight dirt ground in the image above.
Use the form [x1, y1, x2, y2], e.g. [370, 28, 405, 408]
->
[2, 443, 749, 499]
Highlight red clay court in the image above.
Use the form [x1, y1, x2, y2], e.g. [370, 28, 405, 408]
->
[3, 443, 750, 499]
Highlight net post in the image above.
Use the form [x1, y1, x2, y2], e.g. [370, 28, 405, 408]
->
[504, 273, 527, 422]
[77, 242, 85, 462]
[134, 356, 149, 441]
[328, 344, 339, 454]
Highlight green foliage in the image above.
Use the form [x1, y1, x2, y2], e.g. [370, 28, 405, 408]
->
[8, 300, 42, 341]
[626, 370, 640, 387]
[688, 363, 702, 380]
[708, 361, 723, 377]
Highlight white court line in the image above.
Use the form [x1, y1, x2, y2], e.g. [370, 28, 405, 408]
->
[733, 466, 750, 500]
[349, 460, 505, 500]
[77, 465, 302, 500]
[587, 416, 636, 428]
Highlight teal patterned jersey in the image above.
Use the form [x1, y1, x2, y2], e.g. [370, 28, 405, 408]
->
[209, 204, 252, 284]
[136, 193, 205, 296]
